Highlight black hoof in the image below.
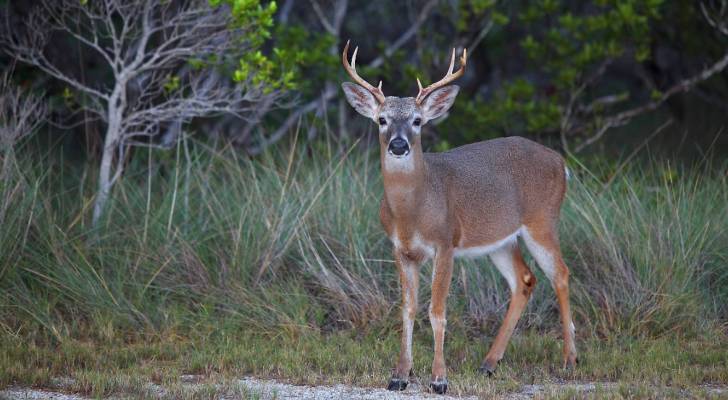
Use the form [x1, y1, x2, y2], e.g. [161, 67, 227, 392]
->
[387, 378, 408, 391]
[564, 355, 579, 370]
[478, 360, 497, 376]
[565, 359, 579, 370]
[430, 379, 448, 394]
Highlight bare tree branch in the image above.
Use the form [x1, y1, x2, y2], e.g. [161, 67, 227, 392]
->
[574, 49, 728, 153]
[367, 0, 439, 69]
[701, 0, 728, 36]
[2, 0, 279, 226]
[0, 70, 47, 151]
[564, 1, 728, 153]
[310, 0, 338, 35]
[247, 86, 337, 155]
[278, 0, 295, 23]
[465, 19, 495, 58]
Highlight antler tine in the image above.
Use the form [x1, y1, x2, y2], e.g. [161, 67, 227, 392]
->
[342, 40, 386, 104]
[415, 47, 468, 104]
[351, 44, 358, 69]
[447, 48, 456, 75]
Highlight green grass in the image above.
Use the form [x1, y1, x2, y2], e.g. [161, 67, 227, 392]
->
[0, 136, 727, 397]
[2, 328, 727, 398]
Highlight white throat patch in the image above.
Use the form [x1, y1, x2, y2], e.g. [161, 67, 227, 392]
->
[383, 153, 415, 173]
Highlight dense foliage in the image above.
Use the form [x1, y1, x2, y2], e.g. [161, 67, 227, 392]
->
[2, 0, 727, 155]
[242, 0, 727, 153]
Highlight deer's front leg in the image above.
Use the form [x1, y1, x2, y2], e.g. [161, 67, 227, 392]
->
[429, 247, 454, 394]
[388, 250, 420, 391]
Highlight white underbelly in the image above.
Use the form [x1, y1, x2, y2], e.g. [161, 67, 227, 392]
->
[453, 228, 520, 258]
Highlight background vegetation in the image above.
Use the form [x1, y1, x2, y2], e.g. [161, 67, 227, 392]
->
[1, 0, 727, 398]
[2, 137, 727, 338]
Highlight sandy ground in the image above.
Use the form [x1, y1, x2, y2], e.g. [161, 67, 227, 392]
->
[0, 389, 84, 400]
[1, 377, 725, 399]
[235, 378, 477, 399]
[0, 381, 465, 400]
[0, 378, 605, 400]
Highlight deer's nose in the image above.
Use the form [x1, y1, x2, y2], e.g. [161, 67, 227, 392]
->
[388, 137, 410, 156]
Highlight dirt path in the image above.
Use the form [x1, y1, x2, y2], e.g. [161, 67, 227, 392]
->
[235, 377, 476, 399]
[0, 378, 605, 400]
[2, 377, 725, 399]
[1, 388, 84, 400]
[2, 380, 473, 400]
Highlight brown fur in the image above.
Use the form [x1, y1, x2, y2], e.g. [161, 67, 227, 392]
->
[380, 137, 567, 249]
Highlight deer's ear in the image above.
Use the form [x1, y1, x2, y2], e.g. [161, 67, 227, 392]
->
[420, 85, 459, 121]
[342, 82, 380, 120]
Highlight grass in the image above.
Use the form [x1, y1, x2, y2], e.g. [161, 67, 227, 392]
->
[2, 328, 727, 398]
[0, 135, 727, 398]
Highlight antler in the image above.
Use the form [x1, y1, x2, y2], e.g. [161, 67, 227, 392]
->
[342, 40, 386, 104]
[415, 48, 467, 104]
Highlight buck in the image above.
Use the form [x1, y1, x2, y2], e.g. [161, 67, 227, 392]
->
[341, 41, 577, 394]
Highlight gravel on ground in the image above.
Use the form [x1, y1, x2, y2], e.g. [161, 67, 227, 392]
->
[2, 377, 725, 399]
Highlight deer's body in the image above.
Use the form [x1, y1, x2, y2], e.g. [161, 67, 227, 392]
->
[341, 42, 577, 395]
[380, 137, 567, 259]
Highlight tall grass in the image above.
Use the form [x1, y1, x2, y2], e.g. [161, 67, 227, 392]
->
[1, 137, 726, 342]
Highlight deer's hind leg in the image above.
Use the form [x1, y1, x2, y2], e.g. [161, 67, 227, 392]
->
[522, 223, 578, 369]
[479, 243, 536, 375]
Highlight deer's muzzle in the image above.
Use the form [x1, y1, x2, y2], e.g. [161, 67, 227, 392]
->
[388, 137, 410, 156]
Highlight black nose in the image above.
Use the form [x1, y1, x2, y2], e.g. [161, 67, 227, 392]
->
[388, 138, 410, 156]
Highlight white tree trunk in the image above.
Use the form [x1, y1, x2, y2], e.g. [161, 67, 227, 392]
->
[92, 132, 114, 226]
[92, 84, 125, 227]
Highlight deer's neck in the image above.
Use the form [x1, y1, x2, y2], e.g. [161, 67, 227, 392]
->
[381, 149, 427, 219]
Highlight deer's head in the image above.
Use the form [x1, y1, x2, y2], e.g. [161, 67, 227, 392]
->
[341, 41, 466, 158]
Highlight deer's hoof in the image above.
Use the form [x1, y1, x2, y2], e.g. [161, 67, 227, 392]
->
[387, 378, 408, 391]
[430, 378, 448, 394]
[564, 355, 579, 370]
[478, 359, 497, 376]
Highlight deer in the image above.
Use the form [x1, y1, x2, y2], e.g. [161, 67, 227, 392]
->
[340, 41, 578, 395]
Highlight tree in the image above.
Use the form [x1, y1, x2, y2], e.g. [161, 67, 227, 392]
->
[2, 0, 279, 226]
[448, 0, 728, 153]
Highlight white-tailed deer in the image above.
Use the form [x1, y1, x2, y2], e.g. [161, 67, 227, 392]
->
[341, 41, 577, 394]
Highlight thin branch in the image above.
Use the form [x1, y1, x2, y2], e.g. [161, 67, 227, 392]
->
[278, 0, 295, 23]
[465, 19, 495, 57]
[367, 0, 439, 68]
[574, 49, 728, 153]
[701, 0, 728, 36]
[247, 87, 337, 155]
[0, 69, 47, 148]
[310, 0, 337, 34]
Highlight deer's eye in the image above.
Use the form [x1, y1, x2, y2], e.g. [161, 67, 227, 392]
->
[413, 118, 422, 127]
[378, 117, 387, 126]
